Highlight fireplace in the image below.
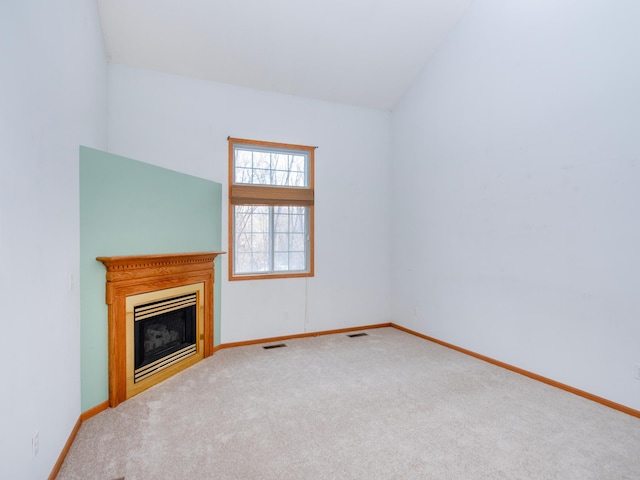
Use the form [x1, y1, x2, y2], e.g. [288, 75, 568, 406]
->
[98, 252, 224, 407]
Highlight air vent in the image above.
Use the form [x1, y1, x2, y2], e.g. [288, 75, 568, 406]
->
[347, 332, 368, 338]
[263, 343, 287, 349]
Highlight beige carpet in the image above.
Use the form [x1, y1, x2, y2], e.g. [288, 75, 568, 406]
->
[58, 327, 640, 479]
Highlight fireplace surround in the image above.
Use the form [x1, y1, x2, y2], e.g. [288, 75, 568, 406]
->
[98, 252, 224, 407]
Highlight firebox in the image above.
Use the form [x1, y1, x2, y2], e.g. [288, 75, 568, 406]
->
[134, 293, 197, 382]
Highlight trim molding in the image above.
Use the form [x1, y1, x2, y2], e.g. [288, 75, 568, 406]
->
[391, 323, 640, 419]
[80, 400, 109, 422]
[48, 416, 81, 480]
[214, 323, 392, 351]
[49, 401, 109, 479]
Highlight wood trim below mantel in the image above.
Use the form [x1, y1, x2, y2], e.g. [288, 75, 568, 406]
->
[97, 252, 224, 407]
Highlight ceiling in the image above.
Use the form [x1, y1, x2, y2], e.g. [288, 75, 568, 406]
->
[98, 0, 474, 111]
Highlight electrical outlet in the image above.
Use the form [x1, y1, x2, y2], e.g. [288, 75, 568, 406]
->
[32, 431, 39, 458]
[634, 364, 640, 380]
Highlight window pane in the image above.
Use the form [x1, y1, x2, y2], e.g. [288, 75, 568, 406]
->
[290, 233, 305, 251]
[235, 205, 268, 217]
[250, 233, 269, 252]
[251, 252, 269, 272]
[235, 150, 253, 168]
[289, 215, 305, 233]
[235, 253, 252, 273]
[288, 171, 305, 187]
[289, 155, 305, 172]
[273, 252, 289, 271]
[274, 233, 288, 252]
[288, 205, 306, 215]
[235, 167, 252, 183]
[273, 213, 289, 232]
[289, 252, 306, 271]
[252, 168, 270, 185]
[272, 154, 289, 171]
[234, 146, 308, 187]
[272, 169, 290, 186]
[253, 151, 270, 170]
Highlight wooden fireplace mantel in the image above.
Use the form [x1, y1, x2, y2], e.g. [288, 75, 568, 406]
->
[97, 252, 224, 407]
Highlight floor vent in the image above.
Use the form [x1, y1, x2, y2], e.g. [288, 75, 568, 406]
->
[263, 343, 287, 350]
[347, 332, 368, 338]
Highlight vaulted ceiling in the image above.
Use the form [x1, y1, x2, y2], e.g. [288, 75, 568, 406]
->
[98, 0, 474, 110]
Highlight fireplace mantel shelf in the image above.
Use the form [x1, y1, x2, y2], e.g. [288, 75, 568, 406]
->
[97, 251, 225, 407]
[97, 252, 224, 281]
[97, 252, 224, 270]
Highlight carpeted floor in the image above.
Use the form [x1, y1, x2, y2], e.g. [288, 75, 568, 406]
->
[58, 327, 640, 479]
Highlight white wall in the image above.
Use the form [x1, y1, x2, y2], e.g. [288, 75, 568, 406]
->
[107, 65, 392, 344]
[391, 0, 640, 410]
[0, 1, 107, 477]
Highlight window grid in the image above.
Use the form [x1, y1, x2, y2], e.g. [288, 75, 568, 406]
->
[233, 204, 309, 275]
[234, 148, 308, 187]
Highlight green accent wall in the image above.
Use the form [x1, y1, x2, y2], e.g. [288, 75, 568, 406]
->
[80, 146, 222, 411]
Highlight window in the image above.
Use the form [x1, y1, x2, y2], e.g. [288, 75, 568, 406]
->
[228, 137, 315, 280]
